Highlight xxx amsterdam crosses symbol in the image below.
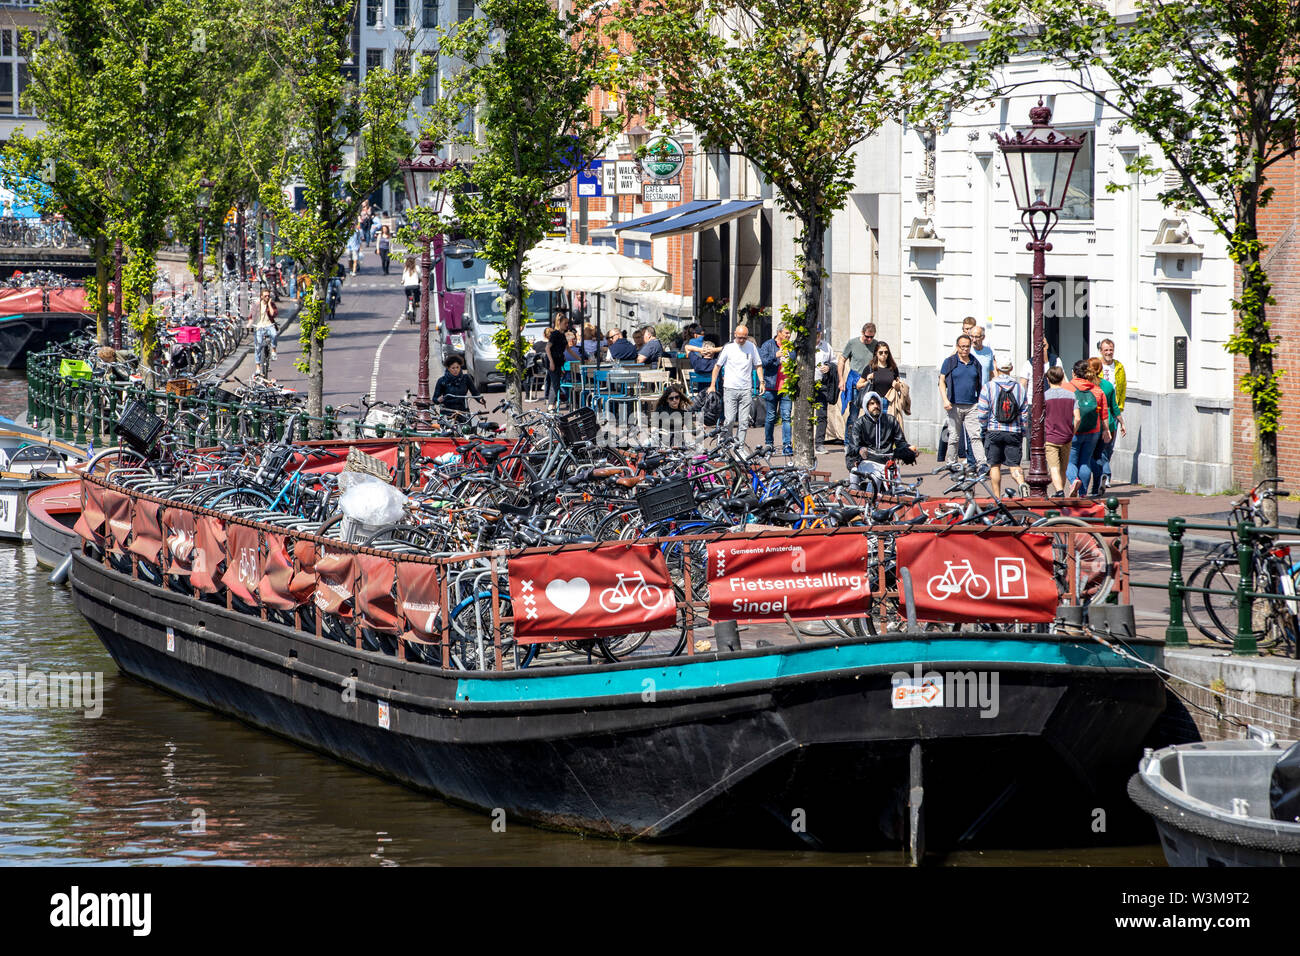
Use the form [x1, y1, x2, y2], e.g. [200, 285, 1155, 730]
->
[519, 578, 538, 620]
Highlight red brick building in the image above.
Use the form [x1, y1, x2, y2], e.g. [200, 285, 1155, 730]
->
[1234, 153, 1300, 488]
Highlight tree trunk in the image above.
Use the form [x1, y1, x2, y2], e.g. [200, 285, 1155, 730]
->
[1241, 241, 1279, 526]
[505, 256, 525, 420]
[791, 217, 825, 470]
[94, 234, 108, 346]
[1232, 180, 1280, 526]
[307, 267, 327, 429]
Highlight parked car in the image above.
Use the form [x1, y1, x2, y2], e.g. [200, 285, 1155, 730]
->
[462, 283, 555, 390]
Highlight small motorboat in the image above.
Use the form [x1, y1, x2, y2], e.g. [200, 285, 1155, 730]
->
[0, 419, 87, 543]
[1129, 730, 1300, 866]
[25, 479, 81, 569]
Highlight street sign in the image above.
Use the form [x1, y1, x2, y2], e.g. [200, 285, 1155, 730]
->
[602, 163, 617, 196]
[643, 183, 682, 203]
[616, 161, 639, 195]
[547, 206, 567, 238]
[576, 159, 603, 197]
[640, 136, 686, 181]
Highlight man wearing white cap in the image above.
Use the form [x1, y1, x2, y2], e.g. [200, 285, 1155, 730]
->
[976, 354, 1030, 497]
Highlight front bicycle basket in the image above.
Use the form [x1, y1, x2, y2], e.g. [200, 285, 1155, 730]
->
[114, 400, 164, 453]
[636, 478, 697, 524]
[558, 406, 599, 444]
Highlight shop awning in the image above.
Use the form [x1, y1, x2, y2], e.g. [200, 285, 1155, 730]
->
[588, 199, 720, 239]
[623, 200, 764, 240]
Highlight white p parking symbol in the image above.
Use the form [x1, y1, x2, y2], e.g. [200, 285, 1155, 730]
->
[994, 558, 1028, 599]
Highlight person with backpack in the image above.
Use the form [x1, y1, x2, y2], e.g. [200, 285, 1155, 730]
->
[1043, 365, 1081, 496]
[1087, 356, 1121, 494]
[1063, 359, 1111, 496]
[975, 355, 1029, 497]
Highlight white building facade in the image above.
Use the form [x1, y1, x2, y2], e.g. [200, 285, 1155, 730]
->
[768, 47, 1237, 494]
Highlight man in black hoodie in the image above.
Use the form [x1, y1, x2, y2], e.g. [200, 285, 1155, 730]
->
[847, 391, 917, 485]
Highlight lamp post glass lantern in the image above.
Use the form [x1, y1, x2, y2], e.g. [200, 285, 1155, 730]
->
[995, 100, 1085, 496]
[398, 142, 458, 417]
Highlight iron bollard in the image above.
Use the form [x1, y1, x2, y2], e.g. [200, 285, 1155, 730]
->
[1165, 517, 1189, 647]
[324, 406, 335, 441]
[1104, 497, 1121, 526]
[1235, 520, 1258, 656]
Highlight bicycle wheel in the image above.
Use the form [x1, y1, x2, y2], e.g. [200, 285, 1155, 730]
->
[1199, 561, 1261, 645]
[1184, 559, 1226, 642]
[1032, 516, 1115, 606]
[448, 592, 536, 670]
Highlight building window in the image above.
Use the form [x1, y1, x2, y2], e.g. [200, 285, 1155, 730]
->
[366, 48, 384, 74]
[1059, 128, 1095, 221]
[0, 29, 30, 116]
[422, 0, 438, 28]
[458, 0, 474, 21]
[366, 0, 381, 26]
[394, 49, 411, 75]
[394, 0, 409, 26]
[422, 73, 438, 107]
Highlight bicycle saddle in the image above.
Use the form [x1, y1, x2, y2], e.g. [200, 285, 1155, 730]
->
[615, 475, 645, 488]
[828, 506, 863, 524]
[477, 445, 508, 463]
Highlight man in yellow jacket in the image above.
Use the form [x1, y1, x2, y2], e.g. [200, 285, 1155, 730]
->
[1096, 338, 1127, 492]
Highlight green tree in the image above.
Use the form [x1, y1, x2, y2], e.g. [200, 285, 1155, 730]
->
[259, 0, 430, 424]
[1030, 0, 1300, 517]
[5, 0, 216, 364]
[438, 0, 619, 412]
[617, 0, 1020, 466]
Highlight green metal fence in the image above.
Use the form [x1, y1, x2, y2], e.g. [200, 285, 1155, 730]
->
[1103, 498, 1300, 657]
[25, 347, 422, 448]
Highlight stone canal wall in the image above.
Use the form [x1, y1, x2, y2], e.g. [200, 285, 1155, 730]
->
[1160, 648, 1300, 742]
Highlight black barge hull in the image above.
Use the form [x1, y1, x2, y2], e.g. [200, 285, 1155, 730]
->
[71, 552, 1167, 849]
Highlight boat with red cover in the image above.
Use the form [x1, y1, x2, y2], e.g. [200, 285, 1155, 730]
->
[67, 461, 1172, 853]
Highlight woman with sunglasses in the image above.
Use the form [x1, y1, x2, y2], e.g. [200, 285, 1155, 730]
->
[857, 341, 909, 424]
[653, 383, 692, 447]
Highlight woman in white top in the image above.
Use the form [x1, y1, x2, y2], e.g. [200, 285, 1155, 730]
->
[402, 256, 420, 323]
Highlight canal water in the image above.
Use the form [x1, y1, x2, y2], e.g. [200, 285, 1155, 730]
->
[0, 370, 1164, 865]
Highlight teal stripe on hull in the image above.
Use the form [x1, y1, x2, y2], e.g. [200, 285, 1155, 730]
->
[455, 638, 1160, 703]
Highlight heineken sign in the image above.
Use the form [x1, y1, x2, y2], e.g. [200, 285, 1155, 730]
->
[640, 136, 685, 181]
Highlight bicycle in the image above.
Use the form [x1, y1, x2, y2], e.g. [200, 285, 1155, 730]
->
[924, 559, 991, 602]
[599, 571, 666, 614]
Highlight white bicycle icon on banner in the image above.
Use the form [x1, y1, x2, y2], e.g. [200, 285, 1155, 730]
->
[599, 572, 665, 614]
[925, 560, 991, 602]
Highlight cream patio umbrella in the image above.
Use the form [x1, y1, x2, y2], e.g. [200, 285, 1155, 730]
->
[488, 240, 670, 365]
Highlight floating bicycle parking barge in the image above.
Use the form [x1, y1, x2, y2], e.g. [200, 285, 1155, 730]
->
[69, 450, 1168, 854]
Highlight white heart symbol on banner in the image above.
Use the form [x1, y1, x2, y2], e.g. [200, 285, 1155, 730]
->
[545, 577, 590, 615]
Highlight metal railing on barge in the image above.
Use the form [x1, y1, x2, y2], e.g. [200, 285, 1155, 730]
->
[74, 469, 1138, 673]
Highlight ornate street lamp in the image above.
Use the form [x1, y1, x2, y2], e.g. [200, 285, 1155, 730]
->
[195, 177, 213, 316]
[398, 139, 458, 416]
[995, 99, 1085, 496]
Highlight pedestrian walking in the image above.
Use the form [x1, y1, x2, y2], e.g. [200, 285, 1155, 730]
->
[969, 324, 996, 382]
[1019, 335, 1064, 392]
[938, 333, 987, 470]
[375, 225, 392, 274]
[975, 355, 1029, 497]
[1043, 365, 1080, 496]
[838, 321, 877, 433]
[759, 328, 793, 454]
[709, 324, 764, 450]
[1087, 356, 1121, 494]
[547, 312, 571, 411]
[1095, 338, 1127, 491]
[1063, 359, 1111, 496]
[346, 228, 363, 275]
[813, 329, 835, 454]
[857, 340, 902, 417]
[402, 256, 420, 322]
